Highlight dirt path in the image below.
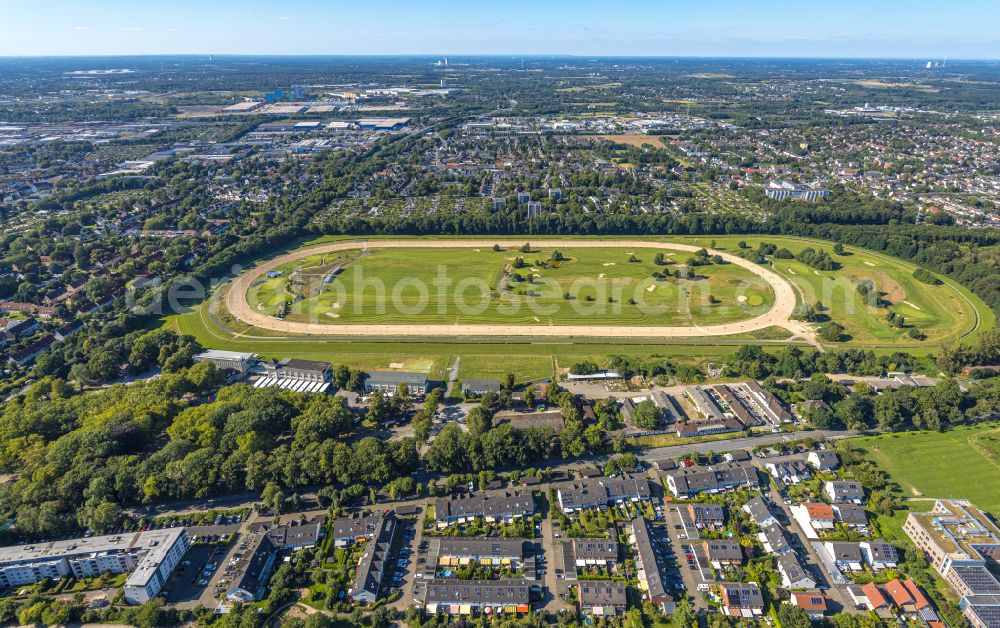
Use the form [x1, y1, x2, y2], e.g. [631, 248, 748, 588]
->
[224, 239, 801, 339]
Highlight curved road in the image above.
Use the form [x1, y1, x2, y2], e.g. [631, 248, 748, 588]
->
[225, 239, 802, 339]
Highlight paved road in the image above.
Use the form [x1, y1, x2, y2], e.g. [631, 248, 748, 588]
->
[445, 356, 460, 397]
[766, 488, 856, 614]
[132, 429, 861, 520]
[639, 429, 860, 462]
[225, 239, 804, 339]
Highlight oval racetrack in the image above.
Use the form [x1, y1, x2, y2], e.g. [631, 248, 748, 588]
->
[224, 240, 801, 339]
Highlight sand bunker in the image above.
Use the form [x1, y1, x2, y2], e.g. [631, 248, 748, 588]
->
[326, 312, 340, 318]
[597, 273, 606, 279]
[389, 362, 404, 368]
[603, 262, 616, 267]
[646, 285, 657, 292]
[904, 300, 921, 310]
[863, 261, 876, 267]
[737, 295, 748, 303]
[787, 268, 796, 275]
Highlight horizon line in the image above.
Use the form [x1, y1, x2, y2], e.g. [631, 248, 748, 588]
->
[0, 53, 996, 62]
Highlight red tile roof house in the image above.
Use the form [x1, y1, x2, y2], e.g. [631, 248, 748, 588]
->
[803, 502, 836, 530]
[902, 579, 932, 611]
[862, 583, 890, 607]
[884, 579, 914, 611]
[790, 591, 828, 619]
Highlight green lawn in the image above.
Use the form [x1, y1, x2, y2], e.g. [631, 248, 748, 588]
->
[674, 235, 986, 348]
[255, 245, 774, 327]
[849, 422, 1000, 515]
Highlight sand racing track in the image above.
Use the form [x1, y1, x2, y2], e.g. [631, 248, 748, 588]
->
[225, 240, 803, 339]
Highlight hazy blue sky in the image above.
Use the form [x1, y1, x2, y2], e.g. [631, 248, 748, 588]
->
[2, 0, 998, 58]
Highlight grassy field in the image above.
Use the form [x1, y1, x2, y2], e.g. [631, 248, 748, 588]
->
[849, 422, 1000, 515]
[249, 245, 775, 327]
[669, 235, 992, 349]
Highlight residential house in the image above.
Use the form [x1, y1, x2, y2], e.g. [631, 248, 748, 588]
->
[630, 518, 675, 614]
[861, 582, 891, 612]
[778, 553, 818, 589]
[422, 580, 530, 615]
[434, 490, 535, 525]
[349, 512, 397, 604]
[686, 503, 725, 529]
[264, 516, 326, 550]
[720, 582, 765, 617]
[226, 534, 277, 603]
[790, 591, 828, 619]
[743, 497, 777, 528]
[578, 580, 627, 616]
[555, 473, 651, 513]
[767, 460, 812, 485]
[825, 542, 865, 571]
[861, 541, 899, 571]
[807, 450, 840, 470]
[704, 540, 744, 569]
[760, 524, 794, 556]
[832, 504, 868, 531]
[665, 463, 760, 498]
[799, 502, 836, 534]
[825, 480, 865, 503]
[572, 537, 619, 566]
[884, 579, 915, 610]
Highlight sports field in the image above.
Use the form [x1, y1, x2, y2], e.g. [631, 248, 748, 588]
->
[249, 245, 775, 326]
[849, 422, 1000, 515]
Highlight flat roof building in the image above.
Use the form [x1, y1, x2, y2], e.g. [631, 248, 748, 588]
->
[264, 358, 332, 383]
[461, 379, 502, 396]
[365, 371, 429, 395]
[193, 349, 258, 374]
[0, 529, 189, 605]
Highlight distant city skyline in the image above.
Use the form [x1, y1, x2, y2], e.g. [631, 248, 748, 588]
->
[2, 0, 999, 59]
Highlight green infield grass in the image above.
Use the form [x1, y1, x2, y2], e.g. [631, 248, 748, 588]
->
[247, 245, 775, 327]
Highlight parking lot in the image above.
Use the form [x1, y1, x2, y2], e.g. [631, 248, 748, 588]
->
[663, 505, 709, 611]
[165, 544, 229, 607]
